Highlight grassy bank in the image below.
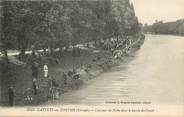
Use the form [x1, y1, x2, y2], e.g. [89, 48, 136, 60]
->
[0, 34, 145, 106]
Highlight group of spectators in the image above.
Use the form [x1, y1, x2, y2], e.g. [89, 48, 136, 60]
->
[98, 36, 131, 52]
[97, 37, 132, 60]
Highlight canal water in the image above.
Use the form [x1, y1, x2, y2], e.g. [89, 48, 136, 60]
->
[52, 34, 184, 107]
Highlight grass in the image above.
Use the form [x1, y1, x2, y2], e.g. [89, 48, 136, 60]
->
[0, 47, 116, 106]
[0, 35, 145, 106]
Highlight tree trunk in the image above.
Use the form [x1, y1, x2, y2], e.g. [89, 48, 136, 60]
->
[94, 39, 97, 46]
[19, 49, 26, 61]
[43, 47, 47, 55]
[1, 60, 11, 104]
[49, 30, 56, 57]
[50, 45, 54, 56]
[2, 48, 8, 63]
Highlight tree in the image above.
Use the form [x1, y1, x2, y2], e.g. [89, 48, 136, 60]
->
[1, 0, 141, 60]
[143, 19, 184, 35]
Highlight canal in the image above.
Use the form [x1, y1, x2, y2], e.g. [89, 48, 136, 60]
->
[51, 34, 184, 107]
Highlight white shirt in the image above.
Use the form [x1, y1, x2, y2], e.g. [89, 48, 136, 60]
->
[44, 65, 48, 71]
[43, 65, 48, 78]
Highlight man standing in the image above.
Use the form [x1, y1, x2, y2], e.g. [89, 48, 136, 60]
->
[32, 78, 37, 95]
[8, 86, 15, 106]
[43, 64, 48, 78]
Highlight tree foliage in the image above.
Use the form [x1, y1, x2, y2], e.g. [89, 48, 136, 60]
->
[143, 19, 184, 35]
[0, 0, 140, 53]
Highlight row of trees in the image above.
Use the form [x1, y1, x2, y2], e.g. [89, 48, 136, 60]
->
[0, 0, 140, 59]
[143, 19, 184, 35]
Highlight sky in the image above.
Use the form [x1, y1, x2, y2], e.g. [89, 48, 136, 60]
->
[130, 0, 184, 25]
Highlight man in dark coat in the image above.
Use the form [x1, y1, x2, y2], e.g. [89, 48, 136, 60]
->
[8, 86, 15, 106]
[32, 79, 37, 95]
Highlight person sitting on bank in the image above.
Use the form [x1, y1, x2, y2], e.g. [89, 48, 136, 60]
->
[8, 86, 15, 106]
[73, 68, 77, 75]
[67, 70, 73, 77]
[52, 78, 59, 87]
[73, 73, 80, 80]
[63, 72, 67, 86]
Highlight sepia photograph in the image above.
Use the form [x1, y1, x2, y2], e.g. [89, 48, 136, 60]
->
[0, 0, 184, 116]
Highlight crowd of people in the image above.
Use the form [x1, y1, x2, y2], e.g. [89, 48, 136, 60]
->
[96, 36, 133, 60]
